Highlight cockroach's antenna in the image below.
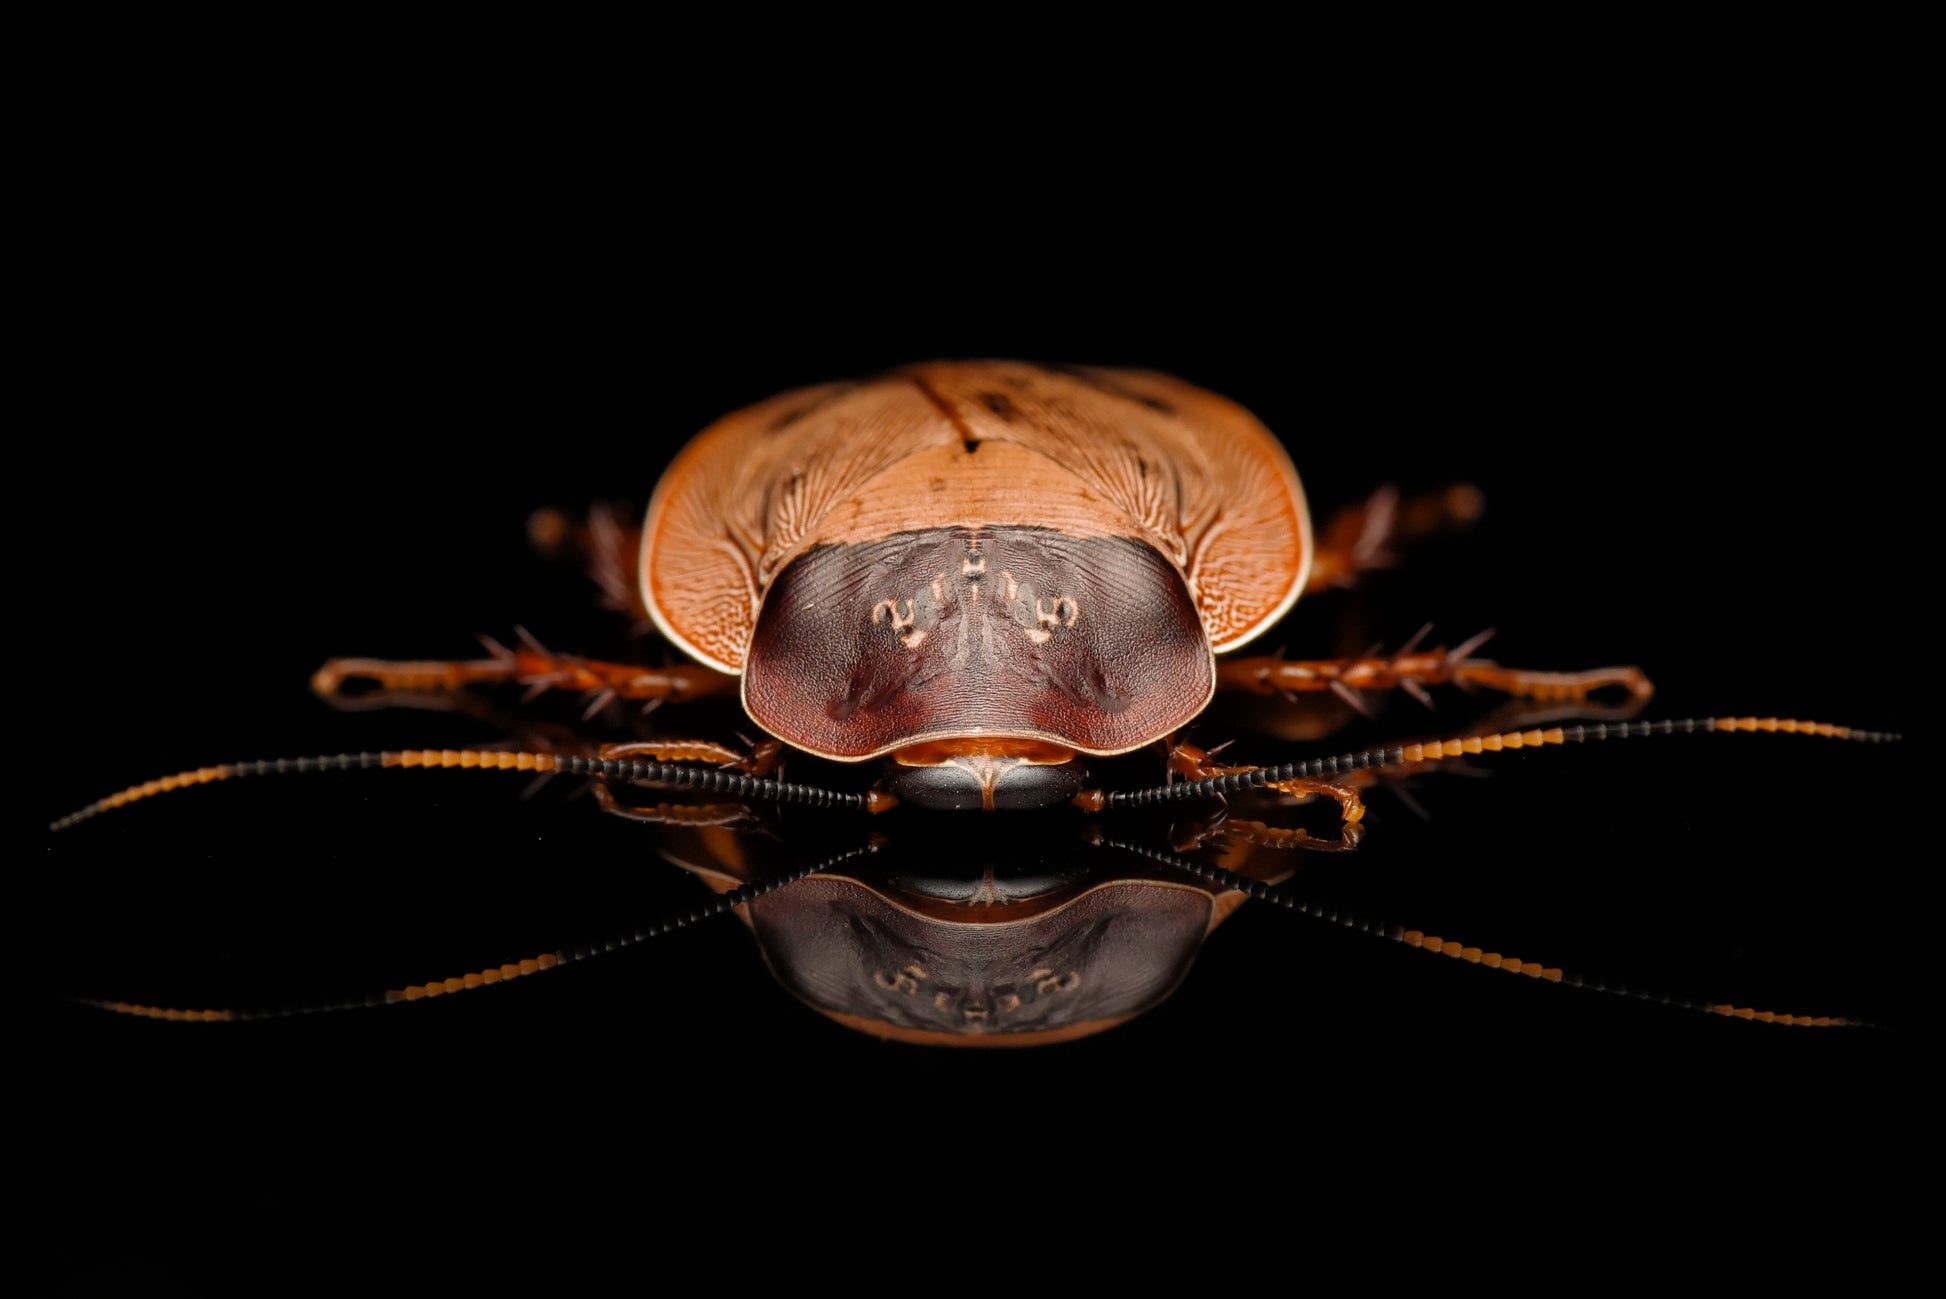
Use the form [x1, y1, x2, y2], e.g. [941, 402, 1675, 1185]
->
[1087, 716, 1902, 810]
[48, 746, 880, 833]
[63, 841, 878, 1023]
[1096, 835, 1885, 1030]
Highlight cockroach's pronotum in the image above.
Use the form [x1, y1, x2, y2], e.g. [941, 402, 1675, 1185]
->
[46, 359, 1902, 1044]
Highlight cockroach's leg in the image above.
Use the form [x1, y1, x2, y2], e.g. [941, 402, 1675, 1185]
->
[1304, 483, 1486, 594]
[527, 501, 649, 625]
[597, 737, 783, 778]
[589, 782, 761, 828]
[1164, 734, 1368, 834]
[312, 630, 739, 711]
[1216, 642, 1652, 711]
[1171, 815, 1367, 855]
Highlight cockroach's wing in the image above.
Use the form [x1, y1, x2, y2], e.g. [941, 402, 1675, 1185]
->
[640, 360, 1311, 675]
[914, 362, 1311, 652]
[641, 372, 951, 672]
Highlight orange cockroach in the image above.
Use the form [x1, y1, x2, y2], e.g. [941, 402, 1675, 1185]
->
[45, 360, 1904, 1045]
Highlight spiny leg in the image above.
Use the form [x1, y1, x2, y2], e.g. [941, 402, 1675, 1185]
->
[527, 500, 650, 627]
[1162, 734, 1370, 851]
[313, 627, 739, 715]
[590, 783, 765, 829]
[1217, 627, 1652, 715]
[1167, 805, 1369, 855]
[598, 737, 783, 778]
[1305, 484, 1486, 595]
[582, 737, 785, 827]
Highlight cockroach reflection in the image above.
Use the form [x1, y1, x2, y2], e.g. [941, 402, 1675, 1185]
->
[48, 667, 1897, 1041]
[42, 361, 1905, 1041]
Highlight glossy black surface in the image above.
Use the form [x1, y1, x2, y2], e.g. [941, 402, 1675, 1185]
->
[28, 204, 1931, 1288]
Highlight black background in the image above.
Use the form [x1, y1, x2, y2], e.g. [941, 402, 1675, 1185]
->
[24, 98, 1933, 1291]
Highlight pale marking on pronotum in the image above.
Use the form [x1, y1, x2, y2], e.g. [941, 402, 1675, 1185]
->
[873, 963, 927, 994]
[1033, 968, 1081, 994]
[871, 597, 926, 650]
[962, 553, 984, 604]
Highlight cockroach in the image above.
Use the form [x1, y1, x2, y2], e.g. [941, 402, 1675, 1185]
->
[44, 359, 1904, 1047]
[294, 359, 1664, 813]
